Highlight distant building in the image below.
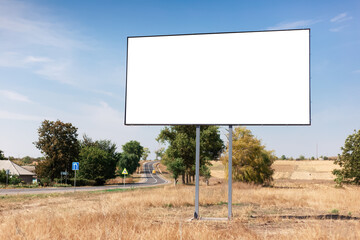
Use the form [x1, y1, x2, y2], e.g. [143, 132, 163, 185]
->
[0, 160, 36, 184]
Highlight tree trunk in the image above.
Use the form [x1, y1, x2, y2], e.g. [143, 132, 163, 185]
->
[182, 174, 185, 184]
[186, 173, 189, 184]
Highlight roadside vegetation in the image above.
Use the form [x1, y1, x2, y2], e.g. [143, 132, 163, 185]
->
[0, 179, 359, 239]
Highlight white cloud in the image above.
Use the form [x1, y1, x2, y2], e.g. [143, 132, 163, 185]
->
[0, 110, 42, 121]
[268, 19, 317, 30]
[25, 56, 52, 63]
[0, 0, 84, 50]
[331, 12, 352, 23]
[329, 26, 345, 32]
[0, 90, 32, 103]
[0, 0, 89, 85]
[35, 61, 75, 85]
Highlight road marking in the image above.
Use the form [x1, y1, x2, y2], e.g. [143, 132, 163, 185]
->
[147, 162, 157, 184]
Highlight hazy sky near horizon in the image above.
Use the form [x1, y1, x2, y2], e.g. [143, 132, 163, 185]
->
[0, 0, 359, 159]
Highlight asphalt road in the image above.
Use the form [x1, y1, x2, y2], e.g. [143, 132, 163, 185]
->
[0, 161, 168, 195]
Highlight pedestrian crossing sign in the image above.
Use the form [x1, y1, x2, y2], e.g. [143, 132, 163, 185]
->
[122, 168, 128, 175]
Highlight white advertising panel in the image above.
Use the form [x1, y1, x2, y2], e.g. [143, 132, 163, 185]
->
[125, 29, 310, 125]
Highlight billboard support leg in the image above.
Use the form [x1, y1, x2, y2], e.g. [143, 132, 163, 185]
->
[228, 125, 233, 220]
[194, 125, 200, 219]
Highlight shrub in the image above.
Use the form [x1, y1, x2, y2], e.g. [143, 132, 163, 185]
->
[333, 129, 360, 185]
[69, 178, 96, 186]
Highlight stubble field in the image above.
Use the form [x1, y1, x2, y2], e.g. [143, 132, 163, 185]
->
[0, 160, 359, 239]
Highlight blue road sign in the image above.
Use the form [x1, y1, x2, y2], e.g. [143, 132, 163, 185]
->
[72, 162, 79, 171]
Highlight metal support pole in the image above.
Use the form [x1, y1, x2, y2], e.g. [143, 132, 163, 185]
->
[228, 125, 233, 220]
[194, 125, 200, 219]
[6, 170, 9, 187]
[74, 170, 76, 192]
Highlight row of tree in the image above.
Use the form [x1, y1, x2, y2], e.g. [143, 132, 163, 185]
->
[158, 126, 276, 185]
[32, 122, 277, 186]
[34, 120, 144, 185]
[5, 119, 360, 187]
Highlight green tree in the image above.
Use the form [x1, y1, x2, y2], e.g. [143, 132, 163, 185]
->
[200, 165, 211, 186]
[78, 146, 117, 185]
[298, 155, 305, 160]
[117, 141, 144, 175]
[122, 141, 144, 159]
[333, 129, 360, 185]
[117, 152, 139, 175]
[34, 120, 80, 181]
[0, 170, 21, 185]
[280, 155, 286, 160]
[0, 169, 6, 183]
[22, 156, 32, 164]
[157, 126, 224, 184]
[0, 150, 5, 160]
[221, 127, 275, 185]
[166, 158, 185, 186]
[155, 147, 165, 160]
[80, 135, 117, 160]
[142, 147, 150, 160]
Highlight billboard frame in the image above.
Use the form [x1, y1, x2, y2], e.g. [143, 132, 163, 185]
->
[125, 28, 311, 126]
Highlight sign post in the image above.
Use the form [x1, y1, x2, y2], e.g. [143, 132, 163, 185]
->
[122, 168, 128, 186]
[72, 162, 79, 192]
[61, 171, 68, 184]
[194, 126, 200, 219]
[5, 169, 9, 187]
[228, 125, 233, 220]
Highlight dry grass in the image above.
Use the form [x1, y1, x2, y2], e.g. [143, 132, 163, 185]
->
[1, 180, 360, 239]
[272, 160, 341, 181]
[0, 160, 358, 239]
[209, 160, 341, 181]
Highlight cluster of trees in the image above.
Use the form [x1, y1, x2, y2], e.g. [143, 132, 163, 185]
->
[0, 170, 21, 185]
[157, 126, 224, 185]
[158, 126, 276, 186]
[34, 120, 144, 185]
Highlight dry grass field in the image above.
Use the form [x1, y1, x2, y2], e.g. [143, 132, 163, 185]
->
[0, 160, 359, 239]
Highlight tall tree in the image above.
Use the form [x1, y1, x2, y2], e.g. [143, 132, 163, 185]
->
[221, 127, 275, 185]
[167, 158, 185, 186]
[333, 129, 360, 185]
[80, 135, 117, 159]
[142, 147, 150, 160]
[117, 141, 144, 175]
[122, 141, 144, 159]
[157, 126, 224, 184]
[34, 120, 80, 180]
[0, 150, 5, 160]
[155, 147, 165, 160]
[79, 146, 117, 185]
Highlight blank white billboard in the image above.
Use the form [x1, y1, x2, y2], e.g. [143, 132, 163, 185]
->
[125, 29, 310, 125]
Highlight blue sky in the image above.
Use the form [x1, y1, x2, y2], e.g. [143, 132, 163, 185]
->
[0, 0, 359, 159]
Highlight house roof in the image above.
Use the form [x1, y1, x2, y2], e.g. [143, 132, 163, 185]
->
[0, 160, 34, 176]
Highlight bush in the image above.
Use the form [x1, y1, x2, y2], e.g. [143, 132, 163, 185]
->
[221, 127, 275, 185]
[69, 178, 96, 186]
[39, 177, 51, 186]
[0, 170, 22, 185]
[333, 129, 360, 185]
[9, 175, 21, 185]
